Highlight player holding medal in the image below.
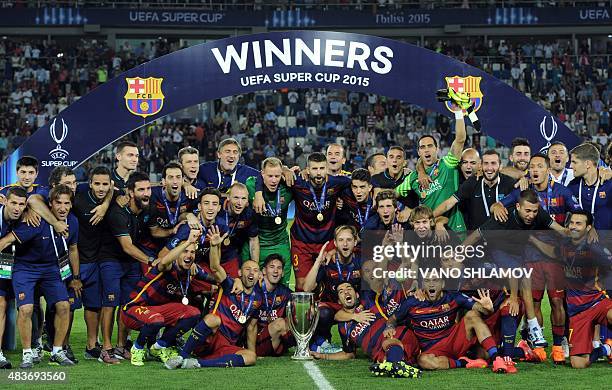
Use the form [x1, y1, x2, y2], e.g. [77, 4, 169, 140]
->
[253, 153, 350, 291]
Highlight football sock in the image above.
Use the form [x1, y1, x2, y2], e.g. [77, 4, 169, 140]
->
[136, 323, 163, 350]
[481, 336, 498, 360]
[385, 345, 404, 363]
[600, 325, 611, 345]
[450, 359, 467, 369]
[314, 307, 334, 342]
[52, 346, 62, 355]
[512, 347, 525, 359]
[552, 325, 565, 346]
[589, 344, 611, 363]
[45, 305, 56, 346]
[198, 354, 245, 367]
[22, 349, 32, 356]
[160, 317, 198, 346]
[152, 340, 167, 349]
[527, 317, 539, 329]
[501, 313, 518, 357]
[180, 320, 212, 358]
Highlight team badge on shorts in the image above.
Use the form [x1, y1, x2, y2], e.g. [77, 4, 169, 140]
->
[124, 77, 165, 118]
[443, 76, 483, 113]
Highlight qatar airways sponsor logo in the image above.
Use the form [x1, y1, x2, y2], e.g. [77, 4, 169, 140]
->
[419, 315, 450, 330]
[229, 304, 244, 320]
[259, 309, 279, 322]
[386, 299, 399, 315]
[350, 321, 371, 339]
[301, 200, 331, 211]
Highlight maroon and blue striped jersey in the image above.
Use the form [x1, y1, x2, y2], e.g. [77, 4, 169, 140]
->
[216, 208, 258, 260]
[166, 215, 230, 264]
[316, 256, 362, 302]
[360, 281, 408, 318]
[123, 264, 214, 309]
[338, 189, 374, 233]
[394, 292, 475, 351]
[338, 310, 388, 357]
[209, 277, 263, 344]
[290, 176, 351, 243]
[558, 239, 611, 317]
[146, 186, 197, 253]
[255, 281, 292, 327]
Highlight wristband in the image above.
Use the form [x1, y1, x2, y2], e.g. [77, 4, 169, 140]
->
[454, 110, 464, 120]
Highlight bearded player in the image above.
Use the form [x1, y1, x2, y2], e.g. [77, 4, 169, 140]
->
[255, 254, 293, 357]
[386, 278, 513, 373]
[165, 226, 261, 369]
[311, 282, 421, 379]
[254, 152, 350, 291]
[121, 229, 212, 366]
[304, 225, 362, 353]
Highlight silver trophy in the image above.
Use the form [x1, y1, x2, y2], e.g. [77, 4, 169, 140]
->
[287, 292, 319, 360]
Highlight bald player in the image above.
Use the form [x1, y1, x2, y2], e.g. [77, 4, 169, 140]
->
[460, 148, 481, 185]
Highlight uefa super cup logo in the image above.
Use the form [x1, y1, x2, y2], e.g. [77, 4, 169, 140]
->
[49, 118, 69, 160]
[538, 115, 557, 153]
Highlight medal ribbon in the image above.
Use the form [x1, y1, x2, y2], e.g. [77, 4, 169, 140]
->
[308, 182, 327, 216]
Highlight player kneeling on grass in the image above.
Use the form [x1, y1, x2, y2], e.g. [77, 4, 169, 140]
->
[120, 229, 213, 366]
[165, 226, 261, 369]
[311, 282, 421, 379]
[528, 211, 612, 369]
[256, 254, 294, 357]
[386, 278, 515, 373]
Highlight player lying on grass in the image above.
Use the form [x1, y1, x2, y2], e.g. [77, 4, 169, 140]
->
[386, 277, 517, 373]
[120, 229, 214, 366]
[310, 282, 421, 379]
[164, 226, 261, 369]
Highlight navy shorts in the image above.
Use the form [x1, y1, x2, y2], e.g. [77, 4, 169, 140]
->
[67, 262, 102, 310]
[99, 260, 141, 307]
[0, 279, 12, 298]
[12, 262, 68, 308]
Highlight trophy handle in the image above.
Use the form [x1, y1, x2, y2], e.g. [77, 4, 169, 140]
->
[306, 303, 320, 339]
[286, 300, 298, 340]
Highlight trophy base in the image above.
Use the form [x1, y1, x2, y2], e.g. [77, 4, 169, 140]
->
[291, 355, 314, 361]
[291, 352, 314, 361]
[291, 345, 313, 360]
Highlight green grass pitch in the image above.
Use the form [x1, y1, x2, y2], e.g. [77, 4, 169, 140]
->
[2, 296, 609, 390]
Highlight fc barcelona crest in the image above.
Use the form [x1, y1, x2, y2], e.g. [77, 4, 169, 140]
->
[443, 76, 483, 113]
[124, 77, 165, 118]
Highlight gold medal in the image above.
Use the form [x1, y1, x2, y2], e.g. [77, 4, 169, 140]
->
[223, 238, 231, 246]
[316, 213, 324, 222]
[274, 216, 282, 225]
[238, 315, 247, 324]
[181, 296, 189, 306]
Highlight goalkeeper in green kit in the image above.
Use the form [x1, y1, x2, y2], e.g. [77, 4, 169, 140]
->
[245, 157, 293, 286]
[395, 88, 469, 234]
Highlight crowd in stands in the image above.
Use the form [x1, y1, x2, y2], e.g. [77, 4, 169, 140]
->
[0, 33, 610, 178]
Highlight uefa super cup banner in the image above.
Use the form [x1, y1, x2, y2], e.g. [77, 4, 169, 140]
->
[0, 30, 580, 185]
